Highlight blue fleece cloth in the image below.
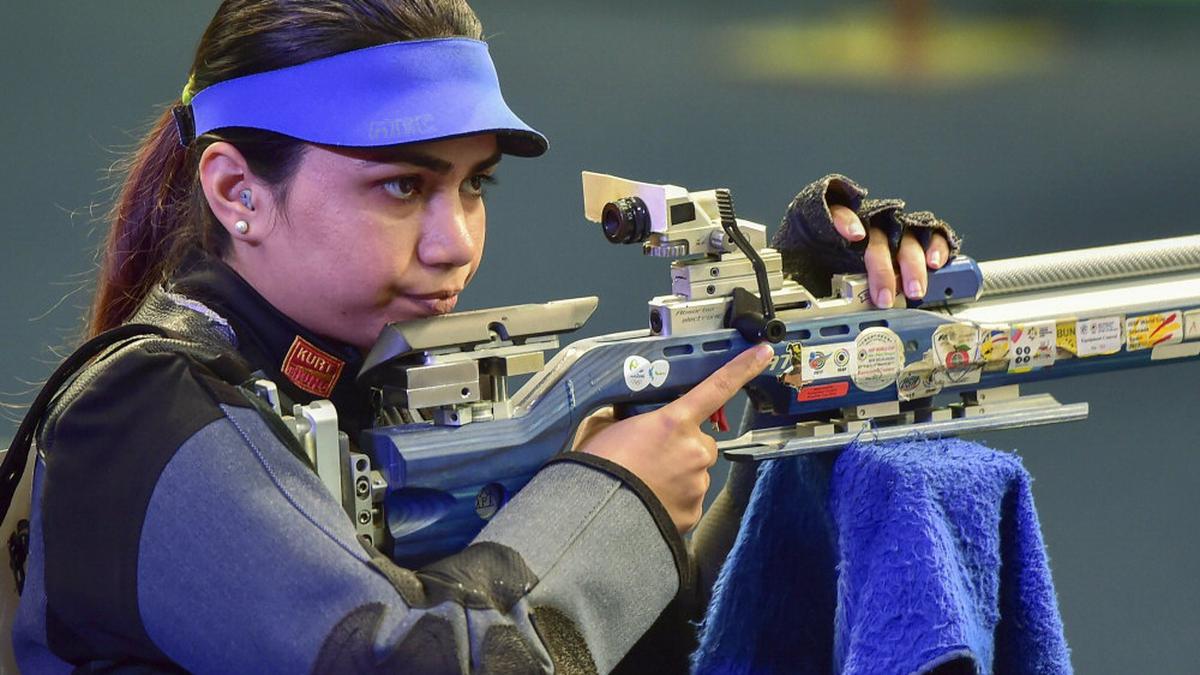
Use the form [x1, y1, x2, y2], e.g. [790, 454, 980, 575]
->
[692, 438, 1072, 675]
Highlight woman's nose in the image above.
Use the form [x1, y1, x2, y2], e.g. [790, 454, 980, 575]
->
[418, 194, 479, 268]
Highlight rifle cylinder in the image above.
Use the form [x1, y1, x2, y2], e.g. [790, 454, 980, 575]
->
[978, 234, 1200, 297]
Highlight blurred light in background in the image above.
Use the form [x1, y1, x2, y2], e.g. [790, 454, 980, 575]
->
[723, 2, 1058, 86]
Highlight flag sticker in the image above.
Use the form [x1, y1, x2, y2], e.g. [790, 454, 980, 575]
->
[979, 325, 1012, 364]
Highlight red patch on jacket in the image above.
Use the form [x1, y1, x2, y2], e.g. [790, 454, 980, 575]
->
[281, 336, 345, 398]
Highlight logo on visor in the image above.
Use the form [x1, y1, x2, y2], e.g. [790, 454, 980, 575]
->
[281, 336, 345, 398]
[368, 114, 436, 142]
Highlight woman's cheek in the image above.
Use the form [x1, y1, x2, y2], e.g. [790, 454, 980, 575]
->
[467, 222, 486, 280]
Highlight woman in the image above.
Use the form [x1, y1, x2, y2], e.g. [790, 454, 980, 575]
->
[8, 1, 953, 672]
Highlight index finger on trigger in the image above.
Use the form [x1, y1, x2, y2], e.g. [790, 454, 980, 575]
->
[667, 343, 775, 425]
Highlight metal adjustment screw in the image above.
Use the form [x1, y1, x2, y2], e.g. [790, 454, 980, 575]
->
[706, 285, 717, 295]
[710, 267, 720, 277]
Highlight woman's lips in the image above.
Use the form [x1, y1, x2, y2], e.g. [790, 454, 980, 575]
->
[402, 291, 459, 316]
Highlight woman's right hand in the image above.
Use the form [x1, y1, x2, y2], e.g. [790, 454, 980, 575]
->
[577, 343, 775, 534]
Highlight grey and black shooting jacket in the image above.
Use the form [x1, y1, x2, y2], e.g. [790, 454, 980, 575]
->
[11, 254, 693, 673]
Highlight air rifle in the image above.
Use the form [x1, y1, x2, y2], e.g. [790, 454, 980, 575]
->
[272, 172, 1200, 566]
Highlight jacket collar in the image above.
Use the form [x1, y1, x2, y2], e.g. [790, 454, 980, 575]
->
[169, 253, 373, 432]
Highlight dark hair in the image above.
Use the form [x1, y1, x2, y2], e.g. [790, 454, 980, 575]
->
[89, 0, 484, 337]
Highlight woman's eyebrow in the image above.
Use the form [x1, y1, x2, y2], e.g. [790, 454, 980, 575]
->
[358, 148, 503, 175]
[473, 151, 503, 173]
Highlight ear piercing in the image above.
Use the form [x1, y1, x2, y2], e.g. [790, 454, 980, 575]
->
[235, 220, 250, 234]
[240, 189, 254, 211]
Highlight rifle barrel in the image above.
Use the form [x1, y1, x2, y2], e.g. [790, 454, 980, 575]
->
[978, 234, 1200, 297]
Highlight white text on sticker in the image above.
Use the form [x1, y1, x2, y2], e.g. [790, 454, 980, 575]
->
[1076, 317, 1123, 357]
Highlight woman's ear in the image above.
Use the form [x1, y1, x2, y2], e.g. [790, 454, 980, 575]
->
[198, 141, 276, 243]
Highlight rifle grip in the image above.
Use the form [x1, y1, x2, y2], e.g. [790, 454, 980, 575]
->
[613, 401, 729, 433]
[612, 401, 668, 420]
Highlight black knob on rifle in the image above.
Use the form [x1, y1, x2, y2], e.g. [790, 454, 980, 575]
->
[726, 287, 786, 343]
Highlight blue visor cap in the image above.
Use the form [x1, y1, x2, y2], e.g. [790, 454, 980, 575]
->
[189, 38, 547, 157]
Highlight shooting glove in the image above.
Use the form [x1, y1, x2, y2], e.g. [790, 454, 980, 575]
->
[772, 174, 962, 297]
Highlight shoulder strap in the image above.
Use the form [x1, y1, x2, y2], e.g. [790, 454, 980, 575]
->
[0, 324, 172, 522]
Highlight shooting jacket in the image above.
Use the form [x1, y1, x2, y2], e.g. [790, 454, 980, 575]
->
[11, 254, 691, 674]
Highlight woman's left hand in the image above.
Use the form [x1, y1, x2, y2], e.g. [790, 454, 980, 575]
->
[828, 204, 953, 309]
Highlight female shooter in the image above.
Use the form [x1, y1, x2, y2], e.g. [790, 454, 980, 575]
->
[7, 1, 953, 672]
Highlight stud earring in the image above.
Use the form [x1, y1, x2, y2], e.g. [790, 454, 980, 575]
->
[235, 220, 250, 234]
[240, 189, 254, 211]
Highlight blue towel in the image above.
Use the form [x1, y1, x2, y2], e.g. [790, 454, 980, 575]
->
[692, 438, 1072, 674]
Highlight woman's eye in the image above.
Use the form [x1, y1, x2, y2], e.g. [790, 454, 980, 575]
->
[462, 174, 497, 197]
[383, 176, 422, 201]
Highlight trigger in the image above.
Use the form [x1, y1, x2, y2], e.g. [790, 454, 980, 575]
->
[708, 405, 730, 433]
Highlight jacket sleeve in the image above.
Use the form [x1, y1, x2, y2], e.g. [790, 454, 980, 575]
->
[33, 346, 684, 674]
[142, 412, 682, 675]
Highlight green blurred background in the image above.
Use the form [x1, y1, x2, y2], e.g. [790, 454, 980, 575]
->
[2, 1, 1197, 671]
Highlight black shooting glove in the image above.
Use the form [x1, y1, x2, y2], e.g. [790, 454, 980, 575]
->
[771, 174, 962, 297]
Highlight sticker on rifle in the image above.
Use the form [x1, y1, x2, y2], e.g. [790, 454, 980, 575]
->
[778, 342, 806, 389]
[1126, 311, 1184, 351]
[797, 381, 850, 402]
[649, 360, 670, 387]
[979, 325, 1012, 364]
[1151, 342, 1200, 361]
[1009, 321, 1057, 373]
[1186, 310, 1200, 341]
[933, 323, 981, 370]
[1076, 316, 1124, 357]
[1056, 320, 1078, 357]
[623, 355, 670, 391]
[853, 327, 905, 392]
[802, 341, 857, 381]
[897, 355, 942, 401]
[939, 364, 983, 386]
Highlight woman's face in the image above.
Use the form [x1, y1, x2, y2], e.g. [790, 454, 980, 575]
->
[226, 134, 500, 350]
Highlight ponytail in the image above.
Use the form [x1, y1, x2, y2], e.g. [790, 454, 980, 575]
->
[88, 108, 197, 337]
